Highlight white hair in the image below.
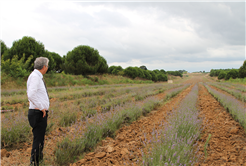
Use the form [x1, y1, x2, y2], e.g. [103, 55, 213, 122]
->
[34, 57, 49, 70]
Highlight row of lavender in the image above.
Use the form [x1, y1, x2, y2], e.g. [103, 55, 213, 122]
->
[54, 84, 190, 165]
[1, 83, 185, 147]
[207, 82, 246, 102]
[2, 83, 159, 105]
[214, 82, 246, 92]
[142, 84, 202, 166]
[204, 83, 246, 129]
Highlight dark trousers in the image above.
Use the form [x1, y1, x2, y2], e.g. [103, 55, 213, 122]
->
[28, 109, 48, 165]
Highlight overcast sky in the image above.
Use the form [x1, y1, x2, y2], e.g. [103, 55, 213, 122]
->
[1, 0, 245, 72]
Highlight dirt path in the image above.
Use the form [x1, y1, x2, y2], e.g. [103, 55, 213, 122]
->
[196, 84, 246, 166]
[70, 85, 195, 166]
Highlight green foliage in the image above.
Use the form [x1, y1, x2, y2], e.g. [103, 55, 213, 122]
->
[157, 73, 168, 81]
[225, 69, 239, 80]
[1, 40, 8, 56]
[63, 45, 108, 75]
[167, 70, 183, 77]
[49, 51, 62, 72]
[4, 36, 46, 71]
[1, 54, 32, 78]
[124, 66, 139, 79]
[210, 69, 231, 77]
[149, 71, 158, 82]
[108, 65, 123, 75]
[43, 50, 56, 72]
[143, 70, 152, 80]
[218, 71, 227, 80]
[239, 60, 246, 78]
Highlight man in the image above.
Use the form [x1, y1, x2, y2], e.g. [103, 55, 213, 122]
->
[27, 57, 49, 166]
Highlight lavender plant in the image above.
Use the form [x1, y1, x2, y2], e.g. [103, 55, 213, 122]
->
[55, 96, 161, 165]
[142, 84, 202, 166]
[1, 111, 31, 146]
[205, 84, 246, 129]
[208, 82, 246, 102]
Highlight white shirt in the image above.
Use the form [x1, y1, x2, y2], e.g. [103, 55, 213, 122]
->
[27, 69, 50, 110]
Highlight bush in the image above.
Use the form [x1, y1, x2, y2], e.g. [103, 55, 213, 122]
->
[149, 71, 158, 82]
[124, 67, 138, 79]
[225, 69, 239, 80]
[157, 73, 168, 81]
[218, 71, 227, 80]
[1, 54, 32, 78]
[143, 70, 152, 80]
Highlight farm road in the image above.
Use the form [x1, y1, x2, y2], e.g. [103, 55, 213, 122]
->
[196, 84, 246, 166]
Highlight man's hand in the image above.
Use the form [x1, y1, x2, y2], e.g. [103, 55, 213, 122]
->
[41, 109, 46, 118]
[35, 108, 47, 117]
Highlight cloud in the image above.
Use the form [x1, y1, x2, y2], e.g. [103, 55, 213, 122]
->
[1, 1, 245, 72]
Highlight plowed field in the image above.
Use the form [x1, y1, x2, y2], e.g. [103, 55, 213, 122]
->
[1, 74, 246, 166]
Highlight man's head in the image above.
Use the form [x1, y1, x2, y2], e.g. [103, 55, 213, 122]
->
[34, 57, 49, 75]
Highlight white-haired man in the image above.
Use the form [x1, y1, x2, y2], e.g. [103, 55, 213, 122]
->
[27, 57, 49, 166]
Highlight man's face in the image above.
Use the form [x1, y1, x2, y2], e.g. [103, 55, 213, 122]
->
[44, 65, 48, 74]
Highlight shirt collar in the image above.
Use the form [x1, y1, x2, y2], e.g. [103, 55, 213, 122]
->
[34, 69, 43, 79]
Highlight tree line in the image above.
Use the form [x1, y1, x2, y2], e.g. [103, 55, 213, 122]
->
[209, 60, 246, 80]
[1, 36, 184, 82]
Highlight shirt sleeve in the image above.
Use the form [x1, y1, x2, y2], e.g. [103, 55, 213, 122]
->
[27, 75, 45, 110]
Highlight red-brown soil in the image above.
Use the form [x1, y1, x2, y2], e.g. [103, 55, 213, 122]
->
[196, 84, 246, 166]
[70, 85, 194, 166]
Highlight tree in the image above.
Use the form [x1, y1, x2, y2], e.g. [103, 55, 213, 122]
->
[4, 36, 46, 71]
[43, 50, 56, 73]
[239, 60, 246, 78]
[225, 69, 239, 80]
[1, 40, 8, 56]
[49, 52, 62, 72]
[140, 65, 147, 70]
[63, 45, 108, 75]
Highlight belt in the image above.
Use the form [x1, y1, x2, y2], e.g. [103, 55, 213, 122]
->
[29, 109, 49, 112]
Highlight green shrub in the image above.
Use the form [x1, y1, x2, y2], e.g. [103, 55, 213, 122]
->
[1, 54, 32, 78]
[218, 71, 227, 79]
[225, 69, 239, 80]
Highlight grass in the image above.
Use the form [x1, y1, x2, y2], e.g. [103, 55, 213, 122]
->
[1, 72, 155, 90]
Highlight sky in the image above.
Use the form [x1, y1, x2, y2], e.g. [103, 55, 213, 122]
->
[1, 0, 245, 73]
